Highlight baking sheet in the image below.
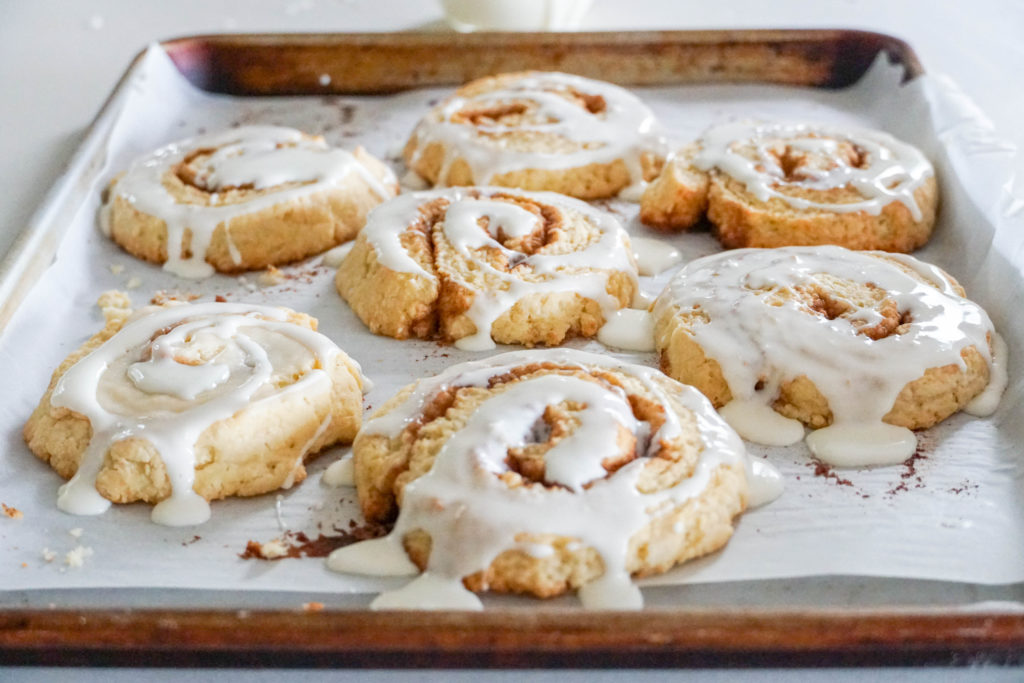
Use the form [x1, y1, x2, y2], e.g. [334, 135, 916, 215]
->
[0, 45, 1021, 599]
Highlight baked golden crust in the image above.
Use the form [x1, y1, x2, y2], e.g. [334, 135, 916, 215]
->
[336, 188, 638, 348]
[24, 293, 364, 507]
[404, 71, 665, 200]
[353, 353, 748, 600]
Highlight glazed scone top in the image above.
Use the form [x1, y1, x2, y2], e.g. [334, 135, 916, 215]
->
[51, 298, 361, 526]
[101, 125, 396, 278]
[693, 121, 935, 219]
[328, 348, 783, 610]
[653, 246, 1004, 466]
[360, 186, 639, 350]
[407, 72, 664, 192]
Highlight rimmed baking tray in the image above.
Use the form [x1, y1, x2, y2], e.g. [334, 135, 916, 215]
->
[2, 30, 1022, 668]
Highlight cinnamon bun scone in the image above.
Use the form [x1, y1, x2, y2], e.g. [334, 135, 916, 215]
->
[403, 72, 666, 199]
[327, 349, 780, 609]
[336, 187, 639, 350]
[640, 122, 938, 252]
[23, 292, 366, 526]
[653, 247, 1007, 467]
[101, 125, 398, 278]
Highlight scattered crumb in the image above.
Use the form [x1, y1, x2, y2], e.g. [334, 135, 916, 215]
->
[20, 563, 27, 568]
[245, 538, 290, 559]
[319, 74, 332, 87]
[810, 460, 853, 487]
[240, 523, 390, 561]
[151, 291, 200, 305]
[215, 295, 228, 303]
[259, 266, 285, 287]
[109, 264, 125, 275]
[65, 545, 94, 568]
[41, 548, 56, 563]
[126, 277, 142, 289]
[886, 450, 927, 496]
[68, 528, 83, 538]
[303, 601, 325, 612]
[2, 503, 22, 520]
[181, 535, 202, 547]
[237, 275, 257, 292]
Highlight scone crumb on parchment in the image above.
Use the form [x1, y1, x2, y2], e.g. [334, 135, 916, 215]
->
[108, 264, 125, 275]
[68, 527, 83, 538]
[150, 290, 200, 305]
[65, 545, 94, 568]
[41, 548, 56, 563]
[258, 266, 286, 287]
[1, 503, 22, 519]
[302, 601, 325, 612]
[125, 276, 142, 289]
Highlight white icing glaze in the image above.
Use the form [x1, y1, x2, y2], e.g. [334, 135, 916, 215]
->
[103, 125, 396, 278]
[596, 309, 654, 352]
[654, 246, 1001, 467]
[964, 333, 1008, 416]
[718, 400, 804, 447]
[322, 454, 356, 488]
[746, 459, 785, 508]
[321, 242, 356, 268]
[693, 121, 934, 220]
[357, 187, 638, 351]
[327, 348, 754, 610]
[408, 72, 665, 190]
[616, 181, 648, 203]
[49, 301, 352, 526]
[630, 236, 682, 277]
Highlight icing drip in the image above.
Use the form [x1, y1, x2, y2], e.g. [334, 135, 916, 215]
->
[103, 125, 396, 278]
[964, 333, 1008, 416]
[321, 242, 355, 268]
[630, 236, 682, 277]
[654, 246, 1001, 466]
[327, 348, 757, 610]
[597, 309, 655, 352]
[360, 187, 638, 350]
[409, 72, 665, 189]
[49, 302, 349, 526]
[322, 454, 356, 487]
[693, 122, 934, 219]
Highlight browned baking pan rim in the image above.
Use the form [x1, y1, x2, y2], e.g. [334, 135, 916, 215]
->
[156, 28, 923, 96]
[2, 607, 1022, 667]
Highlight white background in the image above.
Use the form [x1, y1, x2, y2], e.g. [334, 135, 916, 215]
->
[3, 0, 1023, 679]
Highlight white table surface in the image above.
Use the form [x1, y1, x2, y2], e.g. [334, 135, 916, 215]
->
[2, 0, 1023, 677]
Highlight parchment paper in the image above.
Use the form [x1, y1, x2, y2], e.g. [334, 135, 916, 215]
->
[1, 46, 1021, 597]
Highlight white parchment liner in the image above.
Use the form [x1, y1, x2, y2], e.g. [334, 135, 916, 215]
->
[0, 46, 1020, 595]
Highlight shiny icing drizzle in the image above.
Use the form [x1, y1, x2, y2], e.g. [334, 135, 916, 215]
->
[407, 72, 665, 196]
[654, 246, 1004, 466]
[692, 121, 934, 219]
[327, 348, 781, 610]
[101, 125, 395, 278]
[50, 302, 350, 526]
[361, 187, 639, 351]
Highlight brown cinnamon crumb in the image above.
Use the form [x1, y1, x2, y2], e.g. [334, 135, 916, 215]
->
[302, 602, 325, 612]
[811, 461, 853, 486]
[2, 503, 23, 520]
[240, 523, 390, 561]
[215, 295, 228, 303]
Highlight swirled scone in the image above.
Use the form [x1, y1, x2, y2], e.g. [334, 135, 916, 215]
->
[24, 292, 366, 526]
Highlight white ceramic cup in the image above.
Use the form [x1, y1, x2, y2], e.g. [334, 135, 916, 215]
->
[440, 0, 595, 31]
